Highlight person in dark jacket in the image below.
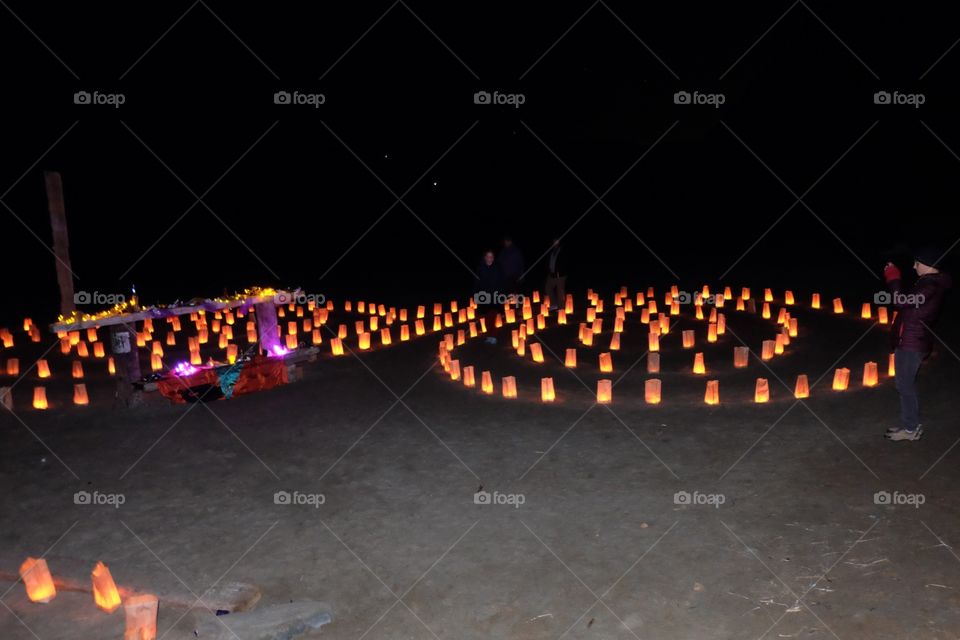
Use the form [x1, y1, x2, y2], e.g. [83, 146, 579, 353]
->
[474, 249, 503, 344]
[544, 237, 566, 310]
[497, 236, 525, 302]
[883, 247, 952, 441]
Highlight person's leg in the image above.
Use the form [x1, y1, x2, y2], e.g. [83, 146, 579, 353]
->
[557, 276, 566, 308]
[544, 276, 556, 308]
[894, 348, 923, 431]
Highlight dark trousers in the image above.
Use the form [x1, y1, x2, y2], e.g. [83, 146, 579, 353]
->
[894, 348, 926, 430]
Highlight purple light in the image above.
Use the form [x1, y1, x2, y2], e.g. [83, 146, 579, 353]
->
[270, 344, 290, 357]
[172, 361, 198, 376]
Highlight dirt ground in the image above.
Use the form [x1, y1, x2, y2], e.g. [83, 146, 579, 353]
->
[1, 298, 959, 639]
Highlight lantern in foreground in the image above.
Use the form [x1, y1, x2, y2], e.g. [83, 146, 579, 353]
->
[330, 338, 344, 356]
[19, 557, 56, 603]
[648, 333, 660, 352]
[609, 333, 621, 350]
[692, 352, 705, 375]
[785, 290, 795, 305]
[529, 343, 544, 363]
[644, 379, 661, 404]
[794, 374, 809, 399]
[565, 349, 577, 368]
[91, 561, 121, 613]
[540, 377, 555, 402]
[754, 378, 769, 403]
[760, 340, 775, 361]
[599, 352, 612, 373]
[502, 376, 517, 398]
[33, 387, 48, 410]
[862, 362, 879, 387]
[481, 371, 494, 394]
[358, 332, 371, 350]
[596, 379, 612, 404]
[449, 360, 461, 381]
[832, 368, 850, 391]
[704, 380, 720, 405]
[73, 384, 89, 406]
[647, 352, 660, 374]
[123, 594, 159, 640]
[462, 366, 476, 388]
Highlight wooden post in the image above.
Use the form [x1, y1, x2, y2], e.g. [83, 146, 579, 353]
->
[255, 301, 281, 355]
[45, 171, 76, 316]
[110, 325, 142, 408]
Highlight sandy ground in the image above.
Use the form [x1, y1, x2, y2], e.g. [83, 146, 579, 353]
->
[1, 298, 959, 639]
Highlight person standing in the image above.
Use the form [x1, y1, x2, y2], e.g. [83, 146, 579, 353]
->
[474, 249, 503, 344]
[883, 247, 951, 441]
[544, 237, 566, 311]
[497, 236, 525, 303]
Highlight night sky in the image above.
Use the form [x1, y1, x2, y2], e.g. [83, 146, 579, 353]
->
[2, 2, 959, 323]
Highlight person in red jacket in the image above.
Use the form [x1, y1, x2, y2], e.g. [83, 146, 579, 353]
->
[883, 247, 952, 441]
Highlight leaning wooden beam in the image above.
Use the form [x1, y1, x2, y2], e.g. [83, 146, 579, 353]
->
[45, 171, 76, 317]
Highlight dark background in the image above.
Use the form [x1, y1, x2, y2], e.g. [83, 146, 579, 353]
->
[2, 2, 959, 324]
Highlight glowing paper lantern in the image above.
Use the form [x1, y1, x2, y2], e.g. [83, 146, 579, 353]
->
[832, 298, 843, 314]
[540, 377, 556, 402]
[785, 290, 795, 305]
[481, 371, 494, 394]
[764, 288, 773, 302]
[682, 330, 695, 348]
[596, 379, 612, 404]
[582, 328, 594, 346]
[811, 293, 821, 309]
[123, 594, 159, 640]
[37, 359, 51, 378]
[609, 333, 621, 350]
[733, 346, 749, 368]
[832, 368, 850, 391]
[189, 350, 202, 366]
[648, 333, 660, 352]
[400, 325, 410, 341]
[462, 365, 476, 388]
[502, 376, 517, 398]
[60, 338, 72, 355]
[6, 358, 19, 376]
[599, 352, 612, 373]
[415, 320, 425, 336]
[91, 561, 121, 613]
[774, 334, 786, 355]
[108, 357, 116, 375]
[77, 342, 89, 358]
[358, 333, 371, 350]
[789, 318, 798, 337]
[330, 338, 344, 356]
[707, 323, 718, 343]
[862, 362, 879, 387]
[860, 303, 872, 319]
[380, 328, 392, 346]
[19, 557, 56, 603]
[644, 379, 661, 404]
[73, 384, 89, 406]
[878, 307, 889, 324]
[754, 378, 769, 403]
[33, 387, 48, 410]
[888, 353, 895, 376]
[565, 349, 577, 367]
[692, 352, 706, 374]
[704, 380, 720, 405]
[151, 354, 163, 372]
[529, 343, 544, 363]
[449, 360, 461, 381]
[761, 340, 775, 361]
[226, 344, 239, 364]
[794, 374, 809, 399]
[647, 352, 660, 373]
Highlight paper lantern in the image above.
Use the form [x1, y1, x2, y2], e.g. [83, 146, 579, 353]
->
[68, 330, 79, 345]
[37, 359, 51, 378]
[370, 316, 380, 331]
[774, 334, 786, 355]
[733, 346, 749, 368]
[540, 377, 555, 402]
[582, 328, 594, 346]
[785, 290, 795, 305]
[358, 332, 371, 350]
[338, 324, 348, 339]
[90, 561, 121, 613]
[878, 307, 888, 324]
[151, 354, 163, 372]
[60, 337, 72, 355]
[217, 333, 229, 349]
[644, 379, 661, 404]
[591, 318, 602, 334]
[832, 368, 850, 391]
[108, 357, 116, 375]
[123, 594, 158, 640]
[189, 349, 202, 366]
[462, 365, 476, 388]
[811, 293, 821, 309]
[789, 318, 798, 337]
[380, 328, 392, 346]
[832, 298, 843, 314]
[397, 325, 409, 342]
[659, 314, 671, 333]
[71, 383, 89, 406]
[596, 379, 612, 404]
[741, 287, 751, 301]
[481, 371, 494, 394]
[707, 323, 718, 343]
[6, 358, 19, 376]
[327, 338, 343, 356]
[764, 288, 773, 302]
[599, 352, 612, 373]
[223, 344, 237, 364]
[736, 297, 745, 311]
[754, 378, 769, 403]
[502, 376, 517, 398]
[609, 333, 621, 350]
[862, 362, 879, 387]
[648, 333, 660, 352]
[1, 331, 13, 348]
[792, 374, 809, 399]
[565, 348, 577, 367]
[704, 380, 720, 405]
[692, 352, 706, 374]
[647, 352, 660, 373]
[640, 309, 650, 324]
[449, 360, 461, 381]
[529, 343, 544, 363]
[761, 340, 775, 361]
[77, 341, 90, 358]
[515, 338, 526, 356]
[19, 557, 56, 603]
[33, 387, 48, 410]
[888, 353, 895, 376]
[715, 294, 725, 309]
[762, 303, 771, 319]
[682, 330, 695, 349]
[414, 320, 426, 336]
